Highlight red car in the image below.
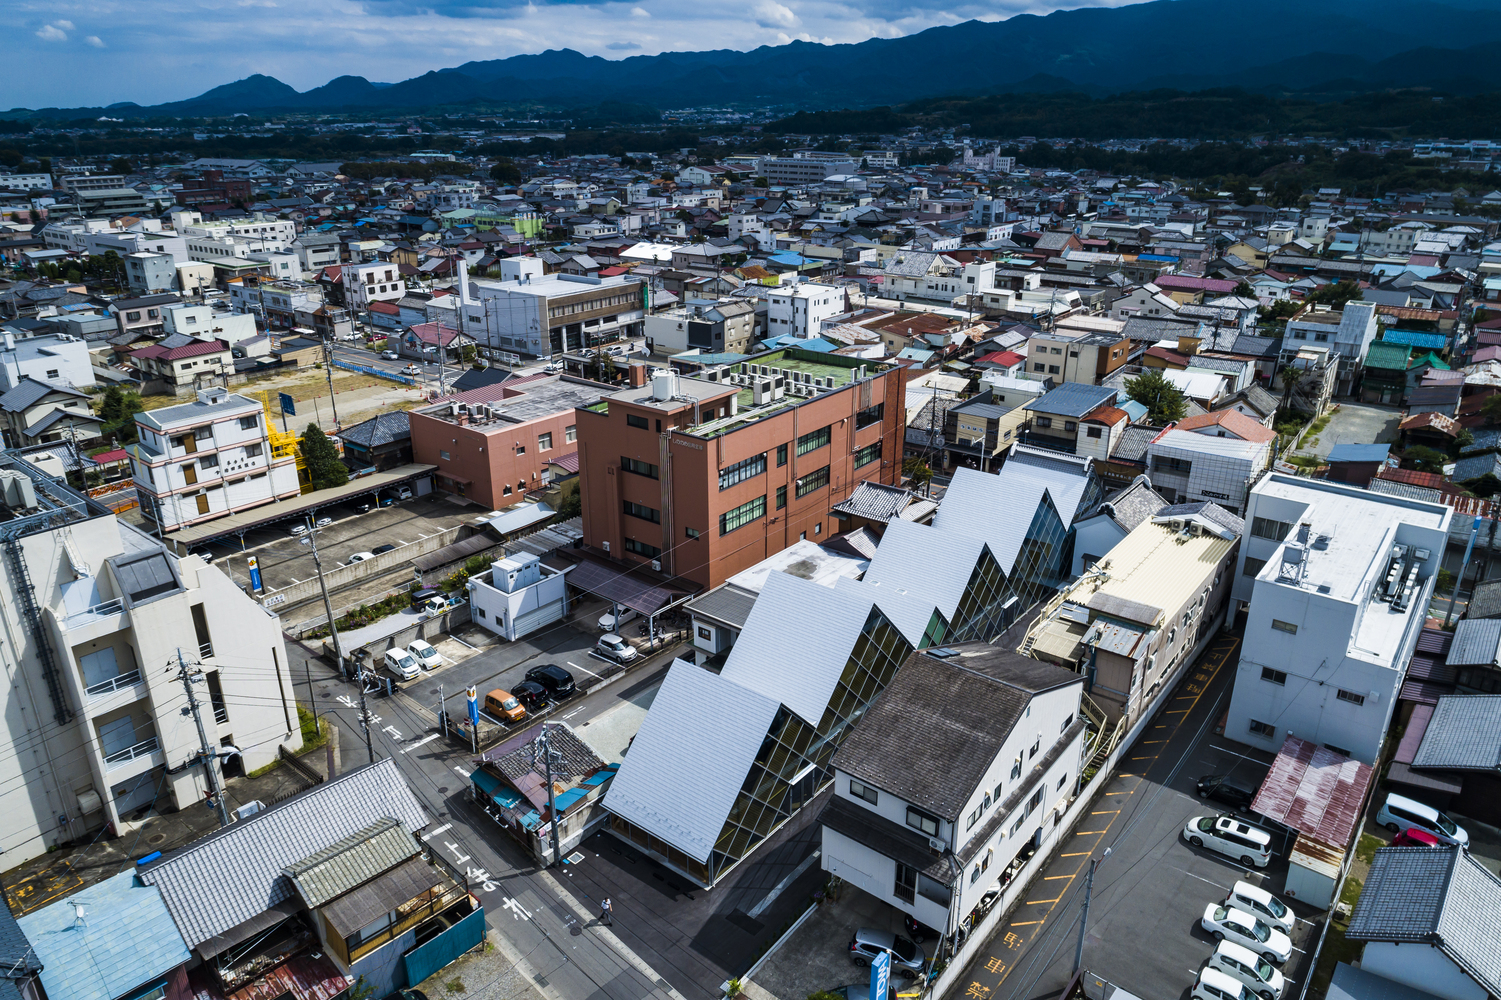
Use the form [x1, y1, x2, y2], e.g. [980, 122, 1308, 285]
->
[1392, 828, 1442, 847]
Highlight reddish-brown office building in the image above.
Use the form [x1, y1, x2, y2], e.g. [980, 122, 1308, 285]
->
[409, 374, 612, 509]
[575, 349, 907, 590]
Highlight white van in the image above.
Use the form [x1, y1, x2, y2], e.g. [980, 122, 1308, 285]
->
[1184, 814, 1274, 868]
[1193, 968, 1258, 1000]
[384, 648, 420, 680]
[1377, 792, 1468, 846]
[1206, 940, 1285, 1000]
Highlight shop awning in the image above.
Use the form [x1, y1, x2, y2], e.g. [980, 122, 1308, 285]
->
[564, 555, 696, 617]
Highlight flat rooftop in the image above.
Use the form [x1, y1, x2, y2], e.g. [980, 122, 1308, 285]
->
[420, 376, 609, 426]
[470, 273, 640, 299]
[1255, 477, 1450, 666]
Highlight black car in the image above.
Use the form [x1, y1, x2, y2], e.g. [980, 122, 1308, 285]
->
[512, 680, 549, 711]
[1196, 774, 1256, 810]
[525, 664, 576, 699]
[372, 544, 396, 554]
[354, 500, 373, 514]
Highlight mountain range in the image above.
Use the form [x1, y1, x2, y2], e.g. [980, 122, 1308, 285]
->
[16, 0, 1501, 119]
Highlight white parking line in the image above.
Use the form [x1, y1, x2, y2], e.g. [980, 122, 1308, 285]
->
[562, 707, 585, 719]
[567, 660, 603, 680]
[1167, 865, 1231, 890]
[747, 850, 821, 919]
[453, 765, 471, 778]
[423, 823, 453, 840]
[1207, 745, 1271, 765]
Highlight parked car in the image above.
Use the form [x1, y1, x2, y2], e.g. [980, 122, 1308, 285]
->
[525, 664, 576, 699]
[347, 552, 376, 565]
[847, 928, 926, 979]
[402, 364, 421, 376]
[407, 639, 442, 670]
[1193, 967, 1259, 1000]
[354, 500, 373, 514]
[315, 516, 333, 529]
[381, 350, 400, 360]
[596, 633, 638, 664]
[1226, 880, 1294, 935]
[1184, 814, 1273, 868]
[511, 680, 548, 712]
[410, 588, 442, 610]
[290, 523, 309, 536]
[543, 363, 562, 373]
[598, 607, 639, 631]
[372, 543, 396, 554]
[1377, 792, 1468, 846]
[484, 688, 527, 723]
[1392, 828, 1442, 847]
[1206, 939, 1285, 1000]
[1196, 774, 1257, 811]
[1201, 904, 1292, 964]
[384, 648, 420, 680]
[395, 486, 414, 500]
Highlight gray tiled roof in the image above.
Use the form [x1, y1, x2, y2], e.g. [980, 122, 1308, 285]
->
[1346, 846, 1501, 998]
[1413, 695, 1501, 772]
[830, 481, 914, 522]
[1231, 334, 1283, 358]
[1446, 618, 1501, 667]
[284, 817, 421, 908]
[1092, 477, 1168, 531]
[832, 644, 1082, 821]
[1110, 425, 1163, 464]
[1026, 382, 1118, 419]
[0, 376, 87, 413]
[337, 411, 411, 449]
[139, 759, 428, 948]
[1467, 580, 1501, 620]
[1155, 501, 1245, 535]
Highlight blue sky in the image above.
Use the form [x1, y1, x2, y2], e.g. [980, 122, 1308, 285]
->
[9, 0, 1135, 110]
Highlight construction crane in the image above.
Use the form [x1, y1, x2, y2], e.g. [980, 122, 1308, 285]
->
[256, 392, 313, 494]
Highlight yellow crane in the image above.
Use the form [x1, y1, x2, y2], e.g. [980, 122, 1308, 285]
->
[257, 392, 314, 494]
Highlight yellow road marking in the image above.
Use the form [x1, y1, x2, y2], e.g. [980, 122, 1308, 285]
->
[1043, 874, 1074, 880]
[1075, 830, 1106, 835]
[1091, 810, 1119, 815]
[1061, 852, 1089, 857]
[1010, 920, 1043, 926]
[1025, 897, 1061, 905]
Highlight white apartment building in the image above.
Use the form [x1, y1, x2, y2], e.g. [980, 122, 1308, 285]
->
[458, 271, 645, 356]
[177, 214, 296, 250]
[0, 453, 301, 863]
[1284, 301, 1378, 395]
[229, 279, 324, 330]
[1, 174, 54, 191]
[465, 552, 570, 642]
[129, 388, 301, 532]
[162, 303, 259, 346]
[41, 219, 188, 262]
[821, 643, 1084, 934]
[1226, 476, 1452, 763]
[0, 331, 94, 391]
[343, 260, 408, 313]
[1145, 428, 1273, 514]
[767, 282, 845, 338]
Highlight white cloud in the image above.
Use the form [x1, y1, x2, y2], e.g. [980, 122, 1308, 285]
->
[754, 0, 800, 28]
[85, 35, 106, 47]
[35, 23, 68, 41]
[630, 5, 650, 15]
[55, 19, 75, 30]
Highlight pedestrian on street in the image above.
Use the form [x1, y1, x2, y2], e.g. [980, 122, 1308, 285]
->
[601, 897, 613, 926]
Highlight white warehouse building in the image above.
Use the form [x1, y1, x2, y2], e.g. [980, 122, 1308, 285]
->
[466, 552, 570, 642]
[1225, 476, 1452, 763]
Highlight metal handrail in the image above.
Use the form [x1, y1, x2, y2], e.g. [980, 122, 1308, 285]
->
[104, 736, 159, 767]
[63, 598, 125, 630]
[86, 669, 142, 698]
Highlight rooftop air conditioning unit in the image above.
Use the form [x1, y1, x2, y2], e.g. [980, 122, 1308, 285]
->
[927, 836, 945, 852]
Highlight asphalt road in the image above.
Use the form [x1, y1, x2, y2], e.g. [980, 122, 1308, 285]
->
[286, 624, 690, 1000]
[955, 632, 1321, 1000]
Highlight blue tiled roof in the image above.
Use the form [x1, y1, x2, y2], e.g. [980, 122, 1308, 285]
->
[1381, 329, 1449, 350]
[1453, 453, 1501, 483]
[18, 871, 189, 1000]
[1327, 443, 1392, 463]
[1461, 427, 1501, 456]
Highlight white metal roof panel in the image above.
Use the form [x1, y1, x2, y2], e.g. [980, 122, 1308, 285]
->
[862, 518, 985, 620]
[934, 451, 1093, 574]
[601, 660, 780, 864]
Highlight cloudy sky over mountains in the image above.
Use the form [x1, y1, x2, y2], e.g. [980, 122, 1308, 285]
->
[12, 0, 1136, 108]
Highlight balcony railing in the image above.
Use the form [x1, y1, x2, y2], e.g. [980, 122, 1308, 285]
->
[104, 736, 160, 769]
[86, 670, 142, 698]
[63, 598, 126, 631]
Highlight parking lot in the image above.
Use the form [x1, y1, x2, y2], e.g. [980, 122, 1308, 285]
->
[191, 494, 483, 593]
[955, 633, 1320, 1000]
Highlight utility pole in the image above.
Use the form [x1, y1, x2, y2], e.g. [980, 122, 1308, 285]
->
[305, 516, 371, 761]
[1072, 847, 1111, 976]
[177, 648, 231, 828]
[322, 339, 339, 428]
[536, 724, 564, 866]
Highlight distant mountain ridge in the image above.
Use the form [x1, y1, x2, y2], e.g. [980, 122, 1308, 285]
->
[22, 0, 1501, 118]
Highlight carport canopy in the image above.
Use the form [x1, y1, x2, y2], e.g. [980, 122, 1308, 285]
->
[564, 554, 696, 617]
[165, 463, 437, 548]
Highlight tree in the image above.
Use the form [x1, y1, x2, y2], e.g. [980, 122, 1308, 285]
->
[1404, 445, 1448, 473]
[299, 423, 349, 490]
[489, 158, 521, 185]
[1233, 280, 1255, 298]
[1123, 368, 1189, 424]
[1279, 363, 1308, 414]
[1260, 299, 1301, 321]
[109, 157, 134, 176]
[1464, 473, 1501, 498]
[97, 386, 144, 444]
[903, 455, 933, 489]
[1305, 280, 1362, 310]
[555, 486, 582, 519]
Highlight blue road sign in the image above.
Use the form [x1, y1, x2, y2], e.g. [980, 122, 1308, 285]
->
[279, 392, 296, 416]
[247, 556, 263, 591]
[870, 950, 890, 1000]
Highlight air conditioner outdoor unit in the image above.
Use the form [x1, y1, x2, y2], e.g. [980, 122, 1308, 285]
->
[602, 541, 611, 552]
[927, 836, 946, 852]
[652, 559, 662, 571]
